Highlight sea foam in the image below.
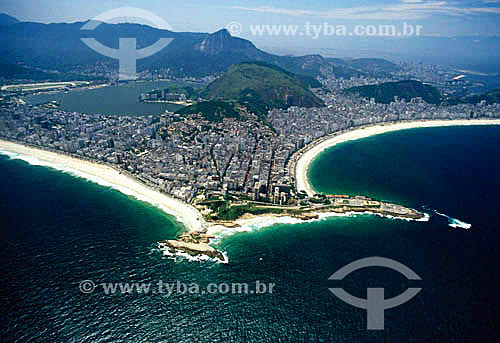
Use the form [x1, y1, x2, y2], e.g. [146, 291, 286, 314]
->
[0, 148, 190, 229]
[207, 209, 429, 240]
[0, 148, 431, 263]
[155, 243, 229, 264]
[433, 210, 472, 230]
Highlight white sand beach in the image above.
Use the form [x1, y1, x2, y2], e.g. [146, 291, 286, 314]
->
[2, 119, 499, 237]
[295, 119, 500, 196]
[0, 139, 205, 232]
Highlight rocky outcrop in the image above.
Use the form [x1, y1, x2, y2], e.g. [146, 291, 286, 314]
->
[294, 213, 320, 220]
[194, 29, 258, 55]
[159, 230, 225, 261]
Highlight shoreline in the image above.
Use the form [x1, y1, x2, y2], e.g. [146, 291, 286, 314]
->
[0, 139, 205, 233]
[2, 118, 498, 232]
[294, 119, 500, 196]
[1, 118, 498, 262]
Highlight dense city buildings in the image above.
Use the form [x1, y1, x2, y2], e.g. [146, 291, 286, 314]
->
[1, 70, 500, 210]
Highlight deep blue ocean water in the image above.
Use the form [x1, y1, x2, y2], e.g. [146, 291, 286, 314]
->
[1, 125, 499, 342]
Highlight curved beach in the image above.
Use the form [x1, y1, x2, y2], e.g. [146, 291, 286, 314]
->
[2, 119, 500, 237]
[0, 139, 205, 232]
[295, 119, 500, 196]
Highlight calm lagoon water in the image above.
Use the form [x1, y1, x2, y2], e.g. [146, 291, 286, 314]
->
[23, 80, 196, 116]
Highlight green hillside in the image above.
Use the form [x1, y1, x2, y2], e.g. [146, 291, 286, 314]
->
[178, 101, 240, 122]
[448, 88, 500, 105]
[202, 62, 324, 115]
[346, 80, 441, 104]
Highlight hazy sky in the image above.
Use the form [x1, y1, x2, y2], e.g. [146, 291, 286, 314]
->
[1, 0, 500, 38]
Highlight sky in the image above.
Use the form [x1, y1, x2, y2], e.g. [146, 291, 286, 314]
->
[2, 0, 500, 60]
[1, 0, 500, 36]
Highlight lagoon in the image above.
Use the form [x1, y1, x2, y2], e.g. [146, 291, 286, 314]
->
[23, 80, 201, 116]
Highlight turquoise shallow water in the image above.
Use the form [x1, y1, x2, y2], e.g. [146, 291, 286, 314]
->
[1, 125, 499, 341]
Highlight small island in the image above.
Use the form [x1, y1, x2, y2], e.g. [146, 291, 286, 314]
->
[159, 230, 225, 261]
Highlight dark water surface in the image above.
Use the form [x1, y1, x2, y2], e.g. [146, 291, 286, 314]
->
[1, 125, 499, 342]
[23, 81, 191, 115]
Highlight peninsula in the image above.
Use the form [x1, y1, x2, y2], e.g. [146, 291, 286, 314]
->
[4, 118, 499, 261]
[0, 136, 426, 263]
[2, 60, 500, 262]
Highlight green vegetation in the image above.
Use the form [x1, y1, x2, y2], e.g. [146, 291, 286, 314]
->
[216, 204, 252, 221]
[296, 192, 307, 199]
[309, 197, 329, 204]
[145, 85, 199, 99]
[198, 198, 300, 221]
[0, 63, 100, 82]
[448, 88, 500, 105]
[178, 100, 240, 122]
[0, 17, 404, 81]
[326, 58, 400, 78]
[345, 80, 442, 104]
[216, 204, 301, 221]
[202, 62, 324, 116]
[348, 58, 400, 75]
[177, 62, 324, 122]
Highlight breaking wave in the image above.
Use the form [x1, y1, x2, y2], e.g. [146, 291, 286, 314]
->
[155, 243, 229, 264]
[0, 148, 191, 229]
[433, 210, 472, 230]
[207, 209, 430, 239]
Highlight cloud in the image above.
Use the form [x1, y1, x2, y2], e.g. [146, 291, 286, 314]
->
[228, 6, 314, 17]
[229, 1, 500, 20]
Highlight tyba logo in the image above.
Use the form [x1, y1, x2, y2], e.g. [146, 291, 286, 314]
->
[328, 257, 422, 330]
[80, 7, 173, 80]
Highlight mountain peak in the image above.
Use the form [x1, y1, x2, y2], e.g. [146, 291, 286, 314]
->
[194, 28, 256, 55]
[212, 28, 231, 37]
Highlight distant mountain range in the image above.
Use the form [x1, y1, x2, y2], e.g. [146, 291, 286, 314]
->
[0, 14, 19, 26]
[326, 57, 400, 78]
[0, 14, 399, 80]
[345, 80, 442, 104]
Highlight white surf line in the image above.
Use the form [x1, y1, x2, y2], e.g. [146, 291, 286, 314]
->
[295, 119, 500, 196]
[0, 139, 205, 233]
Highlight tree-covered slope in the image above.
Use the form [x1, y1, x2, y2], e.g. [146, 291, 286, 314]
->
[203, 62, 324, 115]
[346, 80, 441, 104]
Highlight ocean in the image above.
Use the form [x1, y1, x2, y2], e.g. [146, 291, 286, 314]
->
[1, 125, 499, 341]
